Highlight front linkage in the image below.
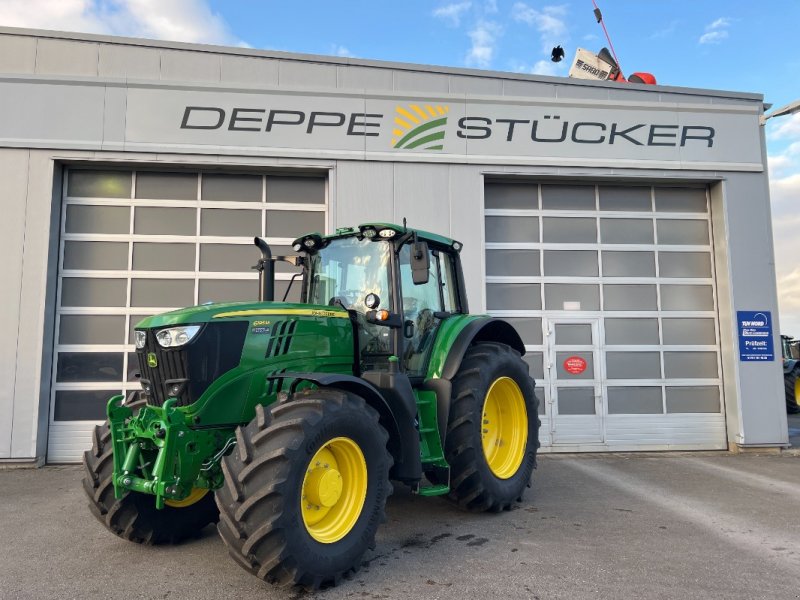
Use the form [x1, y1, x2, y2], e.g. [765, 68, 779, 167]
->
[106, 395, 233, 509]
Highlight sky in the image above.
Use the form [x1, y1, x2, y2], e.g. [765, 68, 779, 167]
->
[2, 0, 800, 334]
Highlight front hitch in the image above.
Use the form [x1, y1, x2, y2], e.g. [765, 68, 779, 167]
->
[107, 395, 231, 509]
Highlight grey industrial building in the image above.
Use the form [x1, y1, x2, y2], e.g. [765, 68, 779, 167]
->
[0, 26, 789, 464]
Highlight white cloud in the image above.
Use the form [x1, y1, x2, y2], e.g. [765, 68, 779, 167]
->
[699, 16, 731, 45]
[484, 0, 498, 14]
[769, 163, 800, 335]
[768, 139, 800, 178]
[699, 30, 728, 44]
[511, 2, 567, 52]
[466, 20, 501, 68]
[768, 112, 800, 141]
[650, 20, 679, 40]
[0, 0, 243, 45]
[331, 44, 356, 58]
[432, 1, 472, 27]
[510, 58, 567, 77]
[708, 17, 731, 30]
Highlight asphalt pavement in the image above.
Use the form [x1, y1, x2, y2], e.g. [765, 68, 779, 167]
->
[2, 452, 799, 600]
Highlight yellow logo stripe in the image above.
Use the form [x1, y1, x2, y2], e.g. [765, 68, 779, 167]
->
[396, 106, 420, 124]
[213, 308, 349, 319]
[392, 128, 405, 137]
[410, 104, 429, 120]
[395, 116, 412, 129]
[425, 104, 437, 117]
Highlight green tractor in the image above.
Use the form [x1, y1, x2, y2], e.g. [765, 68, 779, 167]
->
[83, 222, 539, 588]
[782, 335, 800, 414]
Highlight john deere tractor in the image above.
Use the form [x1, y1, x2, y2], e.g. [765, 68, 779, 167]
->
[83, 222, 539, 588]
[782, 335, 800, 414]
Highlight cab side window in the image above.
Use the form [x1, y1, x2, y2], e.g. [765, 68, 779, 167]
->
[399, 244, 443, 376]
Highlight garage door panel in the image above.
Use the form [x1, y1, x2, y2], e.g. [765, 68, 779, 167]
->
[202, 173, 262, 201]
[135, 172, 197, 200]
[65, 205, 130, 234]
[68, 170, 131, 198]
[61, 277, 126, 307]
[135, 206, 196, 235]
[598, 186, 651, 212]
[59, 315, 126, 345]
[132, 242, 195, 271]
[654, 187, 708, 213]
[56, 352, 124, 382]
[53, 389, 122, 421]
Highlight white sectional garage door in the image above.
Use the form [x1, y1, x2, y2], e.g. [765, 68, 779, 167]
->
[484, 182, 726, 451]
[48, 168, 326, 462]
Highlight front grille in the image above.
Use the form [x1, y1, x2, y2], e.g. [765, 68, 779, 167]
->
[136, 321, 248, 407]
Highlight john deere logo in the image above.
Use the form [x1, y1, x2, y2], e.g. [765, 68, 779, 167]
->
[391, 104, 449, 151]
[147, 353, 158, 368]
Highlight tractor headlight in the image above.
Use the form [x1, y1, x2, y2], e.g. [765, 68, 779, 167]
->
[155, 325, 201, 348]
[134, 330, 147, 349]
[362, 228, 377, 238]
[378, 228, 397, 239]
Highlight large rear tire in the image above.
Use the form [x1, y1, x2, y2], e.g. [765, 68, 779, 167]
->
[785, 365, 800, 414]
[82, 398, 219, 544]
[215, 388, 392, 589]
[441, 342, 539, 512]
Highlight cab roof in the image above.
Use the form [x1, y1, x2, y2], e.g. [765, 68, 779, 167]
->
[292, 222, 461, 250]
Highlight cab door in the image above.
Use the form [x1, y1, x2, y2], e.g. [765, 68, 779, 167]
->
[399, 245, 456, 377]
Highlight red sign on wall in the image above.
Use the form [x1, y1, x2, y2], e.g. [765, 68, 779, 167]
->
[563, 356, 588, 375]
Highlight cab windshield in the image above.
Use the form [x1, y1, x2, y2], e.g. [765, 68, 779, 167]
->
[307, 237, 393, 312]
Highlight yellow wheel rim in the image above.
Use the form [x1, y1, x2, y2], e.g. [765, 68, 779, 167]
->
[164, 487, 208, 508]
[481, 376, 528, 479]
[795, 378, 800, 407]
[301, 437, 367, 544]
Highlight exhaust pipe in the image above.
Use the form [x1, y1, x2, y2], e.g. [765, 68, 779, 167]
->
[253, 237, 275, 302]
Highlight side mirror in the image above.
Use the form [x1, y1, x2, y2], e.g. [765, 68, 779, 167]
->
[411, 241, 430, 285]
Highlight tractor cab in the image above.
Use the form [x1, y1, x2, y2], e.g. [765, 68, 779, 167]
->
[293, 223, 466, 378]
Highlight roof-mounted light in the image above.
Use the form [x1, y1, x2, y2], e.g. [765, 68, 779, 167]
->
[362, 228, 377, 238]
[452, 241, 463, 252]
[378, 228, 397, 239]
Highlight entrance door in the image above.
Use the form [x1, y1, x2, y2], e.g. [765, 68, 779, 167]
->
[547, 318, 604, 445]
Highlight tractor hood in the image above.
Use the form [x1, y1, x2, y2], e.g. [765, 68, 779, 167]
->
[134, 301, 350, 328]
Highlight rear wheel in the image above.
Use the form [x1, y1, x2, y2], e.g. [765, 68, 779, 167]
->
[441, 342, 539, 512]
[215, 388, 392, 589]
[82, 397, 219, 544]
[785, 365, 800, 414]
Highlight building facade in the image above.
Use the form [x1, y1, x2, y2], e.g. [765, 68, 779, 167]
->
[0, 27, 789, 464]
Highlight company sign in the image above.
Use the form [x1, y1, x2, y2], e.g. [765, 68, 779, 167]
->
[0, 78, 762, 170]
[123, 87, 763, 169]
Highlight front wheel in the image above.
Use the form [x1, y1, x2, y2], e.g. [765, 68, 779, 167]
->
[215, 388, 392, 589]
[442, 342, 540, 512]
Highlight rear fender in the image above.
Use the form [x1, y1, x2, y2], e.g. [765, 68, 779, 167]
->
[424, 316, 526, 445]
